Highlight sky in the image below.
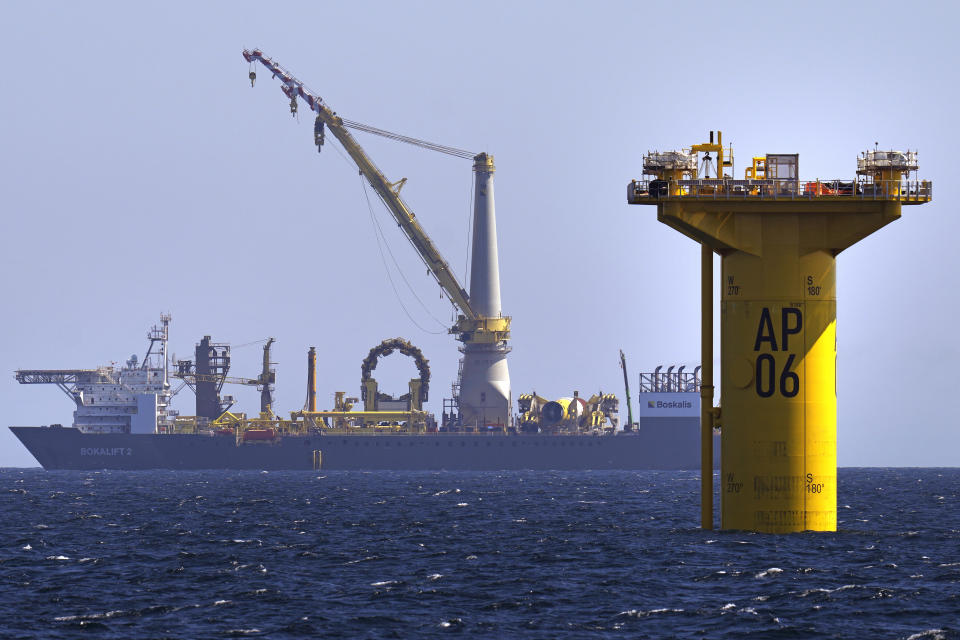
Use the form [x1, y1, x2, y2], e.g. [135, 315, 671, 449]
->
[0, 1, 955, 467]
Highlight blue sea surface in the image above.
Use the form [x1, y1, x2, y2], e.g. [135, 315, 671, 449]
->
[0, 468, 957, 639]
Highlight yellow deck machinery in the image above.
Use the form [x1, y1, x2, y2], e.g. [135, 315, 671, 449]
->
[291, 338, 435, 433]
[170, 338, 275, 422]
[517, 392, 619, 433]
[628, 133, 931, 532]
[170, 337, 304, 443]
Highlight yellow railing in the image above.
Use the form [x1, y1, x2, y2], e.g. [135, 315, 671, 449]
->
[628, 178, 932, 204]
[307, 428, 511, 436]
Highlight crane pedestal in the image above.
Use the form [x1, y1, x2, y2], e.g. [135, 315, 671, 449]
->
[629, 138, 930, 532]
[457, 153, 512, 429]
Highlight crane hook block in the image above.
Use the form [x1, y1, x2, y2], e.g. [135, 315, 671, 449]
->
[248, 70, 256, 87]
[314, 116, 325, 152]
[289, 96, 298, 116]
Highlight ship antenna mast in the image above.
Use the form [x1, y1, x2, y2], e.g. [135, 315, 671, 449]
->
[143, 314, 172, 385]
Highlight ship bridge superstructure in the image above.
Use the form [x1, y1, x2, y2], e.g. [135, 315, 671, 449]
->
[15, 316, 173, 434]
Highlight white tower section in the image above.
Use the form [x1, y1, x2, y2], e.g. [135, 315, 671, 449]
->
[468, 153, 503, 316]
[458, 153, 512, 428]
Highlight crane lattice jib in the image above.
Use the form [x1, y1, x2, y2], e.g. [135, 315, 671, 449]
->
[242, 49, 477, 321]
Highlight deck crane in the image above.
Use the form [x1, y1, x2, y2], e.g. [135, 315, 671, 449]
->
[619, 350, 636, 430]
[173, 338, 277, 417]
[242, 49, 512, 428]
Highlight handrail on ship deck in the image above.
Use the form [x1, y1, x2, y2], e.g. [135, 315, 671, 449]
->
[628, 178, 932, 204]
[161, 425, 613, 437]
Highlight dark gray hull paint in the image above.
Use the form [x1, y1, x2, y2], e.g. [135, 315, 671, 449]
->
[10, 425, 720, 471]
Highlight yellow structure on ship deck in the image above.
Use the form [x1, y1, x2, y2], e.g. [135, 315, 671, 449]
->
[628, 133, 931, 532]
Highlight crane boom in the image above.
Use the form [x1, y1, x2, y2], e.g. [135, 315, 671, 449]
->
[242, 49, 477, 320]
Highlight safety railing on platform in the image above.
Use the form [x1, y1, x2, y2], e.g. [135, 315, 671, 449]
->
[628, 178, 932, 203]
[307, 429, 515, 436]
[638, 371, 701, 393]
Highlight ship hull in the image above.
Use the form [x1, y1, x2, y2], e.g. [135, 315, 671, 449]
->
[10, 425, 719, 471]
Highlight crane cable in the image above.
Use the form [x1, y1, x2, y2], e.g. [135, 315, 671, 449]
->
[232, 337, 272, 349]
[341, 118, 475, 159]
[360, 175, 448, 335]
[327, 122, 459, 333]
[245, 51, 472, 157]
[360, 167, 465, 320]
[463, 173, 475, 291]
[317, 106, 473, 293]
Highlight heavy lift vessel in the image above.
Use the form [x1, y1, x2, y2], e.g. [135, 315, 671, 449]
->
[10, 315, 703, 469]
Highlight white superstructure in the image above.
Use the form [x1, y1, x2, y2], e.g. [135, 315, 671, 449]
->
[15, 316, 174, 434]
[70, 356, 172, 434]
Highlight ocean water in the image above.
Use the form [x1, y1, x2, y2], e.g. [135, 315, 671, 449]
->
[0, 468, 957, 639]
